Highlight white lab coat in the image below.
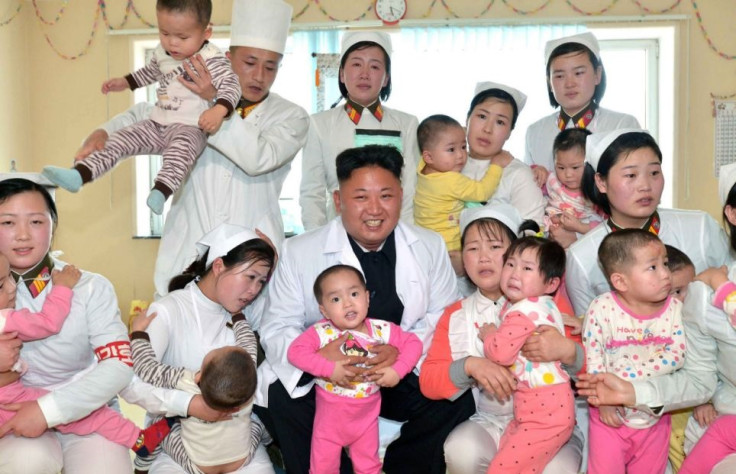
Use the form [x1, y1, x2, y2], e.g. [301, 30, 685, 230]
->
[462, 157, 545, 226]
[256, 218, 461, 406]
[299, 105, 420, 231]
[101, 94, 309, 297]
[523, 107, 641, 171]
[566, 208, 732, 315]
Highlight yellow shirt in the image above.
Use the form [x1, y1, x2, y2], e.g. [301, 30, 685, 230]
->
[413, 160, 503, 251]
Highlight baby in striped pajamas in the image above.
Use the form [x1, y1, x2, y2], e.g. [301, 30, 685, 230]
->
[43, 0, 241, 215]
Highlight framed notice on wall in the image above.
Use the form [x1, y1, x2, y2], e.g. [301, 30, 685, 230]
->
[715, 100, 736, 177]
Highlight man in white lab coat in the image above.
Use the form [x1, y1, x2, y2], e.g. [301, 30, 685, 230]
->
[256, 145, 474, 474]
[76, 0, 309, 298]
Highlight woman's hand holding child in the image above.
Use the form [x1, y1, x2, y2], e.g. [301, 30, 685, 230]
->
[598, 405, 624, 428]
[696, 266, 729, 291]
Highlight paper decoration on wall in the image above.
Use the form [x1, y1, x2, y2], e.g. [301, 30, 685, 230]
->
[715, 100, 736, 177]
[312, 52, 340, 112]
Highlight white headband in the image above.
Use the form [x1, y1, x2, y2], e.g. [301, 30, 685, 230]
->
[585, 128, 648, 171]
[460, 203, 523, 237]
[195, 223, 260, 268]
[473, 81, 527, 114]
[545, 31, 601, 65]
[719, 163, 736, 207]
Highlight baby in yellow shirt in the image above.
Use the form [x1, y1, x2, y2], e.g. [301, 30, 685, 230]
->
[413, 114, 508, 275]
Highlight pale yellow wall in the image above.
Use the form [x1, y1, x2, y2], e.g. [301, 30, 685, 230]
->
[1, 0, 733, 318]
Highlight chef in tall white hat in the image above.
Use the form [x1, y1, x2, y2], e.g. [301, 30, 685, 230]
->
[523, 30, 640, 183]
[299, 30, 421, 232]
[80, 0, 309, 300]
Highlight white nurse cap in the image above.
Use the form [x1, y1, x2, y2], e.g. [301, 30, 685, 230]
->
[545, 31, 601, 64]
[230, 0, 293, 54]
[719, 163, 736, 207]
[340, 31, 393, 62]
[585, 128, 648, 171]
[196, 223, 260, 268]
[473, 81, 527, 114]
[460, 204, 523, 237]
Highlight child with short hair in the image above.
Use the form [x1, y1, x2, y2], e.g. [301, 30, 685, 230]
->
[545, 127, 605, 236]
[583, 229, 686, 473]
[0, 255, 172, 457]
[413, 114, 507, 275]
[130, 310, 265, 474]
[478, 236, 575, 473]
[43, 0, 241, 215]
[287, 265, 423, 474]
[663, 244, 698, 472]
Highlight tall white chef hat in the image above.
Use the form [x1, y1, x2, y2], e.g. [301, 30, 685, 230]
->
[473, 81, 528, 114]
[719, 163, 736, 207]
[545, 31, 601, 64]
[230, 0, 293, 54]
[584, 128, 648, 171]
[196, 223, 260, 268]
[460, 203, 523, 237]
[340, 31, 393, 62]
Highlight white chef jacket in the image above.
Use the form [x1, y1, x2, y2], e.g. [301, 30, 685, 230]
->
[101, 93, 309, 297]
[257, 218, 461, 405]
[462, 157, 545, 226]
[632, 267, 736, 416]
[16, 259, 132, 428]
[566, 208, 732, 315]
[523, 107, 641, 171]
[299, 104, 420, 231]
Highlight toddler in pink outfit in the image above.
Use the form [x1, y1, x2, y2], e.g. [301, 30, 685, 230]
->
[288, 265, 422, 474]
[479, 235, 575, 473]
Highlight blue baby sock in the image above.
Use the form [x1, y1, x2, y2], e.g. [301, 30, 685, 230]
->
[146, 189, 166, 215]
[42, 166, 83, 192]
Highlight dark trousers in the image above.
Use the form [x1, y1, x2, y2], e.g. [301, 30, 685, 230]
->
[256, 372, 475, 474]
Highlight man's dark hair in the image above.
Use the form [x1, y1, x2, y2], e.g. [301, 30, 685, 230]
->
[335, 145, 403, 184]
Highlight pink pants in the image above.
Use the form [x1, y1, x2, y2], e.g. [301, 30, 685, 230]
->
[0, 380, 139, 447]
[679, 415, 736, 474]
[487, 382, 576, 473]
[310, 388, 381, 474]
[588, 407, 670, 474]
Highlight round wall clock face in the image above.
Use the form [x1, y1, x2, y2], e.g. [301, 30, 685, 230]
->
[375, 0, 407, 25]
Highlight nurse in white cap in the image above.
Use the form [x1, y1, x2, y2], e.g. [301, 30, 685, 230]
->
[299, 31, 420, 231]
[566, 129, 730, 316]
[76, 0, 309, 298]
[578, 162, 736, 473]
[523, 32, 640, 187]
[461, 81, 546, 227]
[121, 223, 277, 473]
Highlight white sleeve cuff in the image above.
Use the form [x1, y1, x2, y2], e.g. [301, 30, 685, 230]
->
[37, 392, 63, 428]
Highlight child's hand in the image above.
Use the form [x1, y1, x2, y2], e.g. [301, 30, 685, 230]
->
[561, 313, 583, 336]
[696, 266, 729, 291]
[477, 323, 497, 341]
[199, 105, 228, 134]
[491, 150, 513, 168]
[51, 265, 81, 289]
[532, 165, 549, 188]
[559, 213, 588, 234]
[373, 367, 400, 388]
[598, 405, 624, 428]
[131, 312, 157, 333]
[101, 78, 129, 94]
[330, 359, 356, 388]
[693, 403, 718, 428]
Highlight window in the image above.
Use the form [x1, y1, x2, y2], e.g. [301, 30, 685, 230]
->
[133, 24, 673, 236]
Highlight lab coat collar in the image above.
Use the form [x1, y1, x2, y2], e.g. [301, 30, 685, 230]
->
[323, 218, 420, 256]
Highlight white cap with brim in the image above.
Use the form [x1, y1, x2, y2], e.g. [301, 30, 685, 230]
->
[196, 223, 260, 268]
[473, 81, 527, 114]
[585, 128, 647, 171]
[230, 0, 292, 54]
[460, 204, 523, 238]
[340, 31, 392, 62]
[545, 31, 601, 65]
[719, 163, 736, 207]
